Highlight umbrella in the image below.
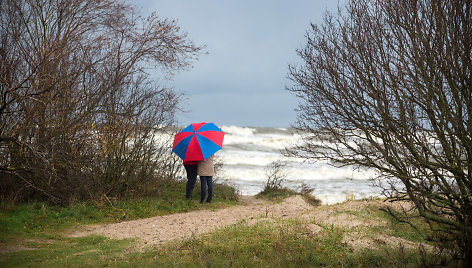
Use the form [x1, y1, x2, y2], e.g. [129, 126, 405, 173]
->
[172, 122, 225, 162]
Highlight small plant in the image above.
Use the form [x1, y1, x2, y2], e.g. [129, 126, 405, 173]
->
[257, 160, 321, 205]
[256, 160, 297, 200]
[296, 182, 321, 206]
[297, 182, 315, 195]
[264, 160, 288, 191]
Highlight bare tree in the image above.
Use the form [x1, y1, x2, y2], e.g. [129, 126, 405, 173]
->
[0, 0, 201, 203]
[286, 0, 471, 265]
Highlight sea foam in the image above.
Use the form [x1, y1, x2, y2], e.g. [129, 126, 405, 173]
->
[218, 125, 382, 205]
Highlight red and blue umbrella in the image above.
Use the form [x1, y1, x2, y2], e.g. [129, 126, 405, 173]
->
[172, 122, 225, 162]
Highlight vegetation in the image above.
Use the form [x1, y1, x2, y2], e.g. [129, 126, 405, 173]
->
[0, 0, 201, 204]
[0, 181, 238, 243]
[256, 160, 293, 201]
[287, 0, 472, 264]
[1, 197, 454, 267]
[257, 160, 321, 206]
[0, 179, 235, 267]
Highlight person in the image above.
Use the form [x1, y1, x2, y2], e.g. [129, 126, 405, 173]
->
[183, 160, 198, 199]
[198, 155, 215, 203]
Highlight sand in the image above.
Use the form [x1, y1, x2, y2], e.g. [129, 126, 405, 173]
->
[68, 195, 431, 252]
[68, 196, 313, 248]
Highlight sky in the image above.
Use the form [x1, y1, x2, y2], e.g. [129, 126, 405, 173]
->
[133, 0, 344, 128]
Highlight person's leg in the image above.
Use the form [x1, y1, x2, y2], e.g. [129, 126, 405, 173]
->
[184, 165, 197, 199]
[200, 176, 207, 203]
[206, 176, 213, 202]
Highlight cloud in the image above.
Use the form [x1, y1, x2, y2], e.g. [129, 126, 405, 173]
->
[133, 0, 344, 127]
[177, 91, 298, 127]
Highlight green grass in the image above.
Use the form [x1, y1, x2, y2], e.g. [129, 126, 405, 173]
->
[256, 187, 321, 207]
[123, 218, 428, 267]
[0, 180, 239, 267]
[0, 235, 135, 267]
[0, 180, 238, 242]
[255, 187, 298, 201]
[0, 188, 449, 267]
[0, 216, 436, 267]
[371, 205, 432, 244]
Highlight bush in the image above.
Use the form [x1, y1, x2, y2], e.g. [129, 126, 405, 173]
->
[257, 160, 321, 205]
[0, 0, 201, 204]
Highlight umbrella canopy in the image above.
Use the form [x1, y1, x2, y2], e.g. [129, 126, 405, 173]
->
[172, 122, 225, 162]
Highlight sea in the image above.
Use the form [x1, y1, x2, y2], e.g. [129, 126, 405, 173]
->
[217, 126, 383, 205]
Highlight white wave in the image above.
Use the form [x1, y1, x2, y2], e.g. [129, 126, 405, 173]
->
[216, 125, 383, 204]
[227, 178, 381, 205]
[222, 126, 298, 154]
[220, 160, 376, 182]
[221, 125, 256, 137]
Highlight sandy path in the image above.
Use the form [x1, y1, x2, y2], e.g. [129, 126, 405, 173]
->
[69, 196, 314, 247]
[68, 196, 433, 253]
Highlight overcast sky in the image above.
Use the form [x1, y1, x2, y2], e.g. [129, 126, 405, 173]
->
[133, 0, 344, 127]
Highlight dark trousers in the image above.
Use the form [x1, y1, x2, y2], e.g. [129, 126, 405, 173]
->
[200, 176, 213, 202]
[184, 165, 198, 199]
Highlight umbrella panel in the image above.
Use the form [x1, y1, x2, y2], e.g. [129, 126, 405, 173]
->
[196, 134, 222, 160]
[172, 134, 196, 161]
[185, 135, 205, 161]
[197, 131, 224, 147]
